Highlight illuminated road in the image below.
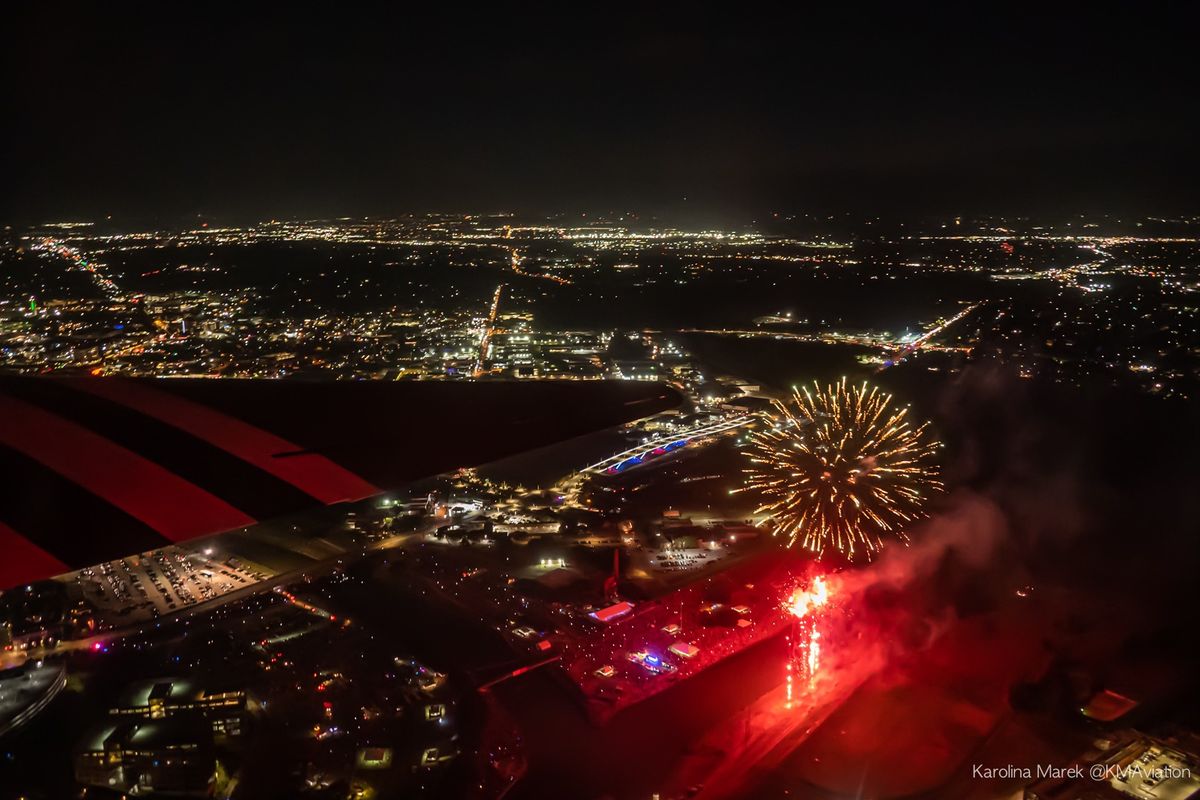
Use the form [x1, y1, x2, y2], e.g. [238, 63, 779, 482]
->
[474, 283, 505, 377]
[0, 663, 67, 737]
[668, 327, 896, 348]
[32, 237, 125, 300]
[879, 302, 980, 368]
[502, 227, 572, 285]
[662, 326, 973, 354]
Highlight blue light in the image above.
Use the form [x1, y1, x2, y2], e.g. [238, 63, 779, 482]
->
[614, 455, 645, 472]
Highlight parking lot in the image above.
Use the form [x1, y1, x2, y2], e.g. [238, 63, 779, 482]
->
[73, 547, 269, 628]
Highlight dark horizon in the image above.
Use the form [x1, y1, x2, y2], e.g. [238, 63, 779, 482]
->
[5, 6, 1199, 223]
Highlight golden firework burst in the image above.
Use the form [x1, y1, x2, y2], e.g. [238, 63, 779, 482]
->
[741, 378, 942, 557]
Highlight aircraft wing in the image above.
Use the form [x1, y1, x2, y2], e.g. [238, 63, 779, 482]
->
[0, 376, 680, 589]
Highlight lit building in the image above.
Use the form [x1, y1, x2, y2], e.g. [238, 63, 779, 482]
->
[109, 677, 247, 738]
[612, 359, 661, 380]
[75, 718, 217, 796]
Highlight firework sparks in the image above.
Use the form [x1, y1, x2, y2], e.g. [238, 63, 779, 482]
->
[785, 575, 829, 619]
[784, 576, 830, 706]
[742, 378, 942, 558]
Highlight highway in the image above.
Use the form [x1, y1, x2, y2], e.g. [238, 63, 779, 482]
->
[659, 307, 980, 365]
[33, 237, 125, 301]
[0, 663, 67, 738]
[502, 227, 572, 285]
[879, 302, 980, 368]
[474, 283, 506, 377]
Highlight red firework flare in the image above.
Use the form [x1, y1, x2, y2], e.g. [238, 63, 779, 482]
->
[783, 575, 830, 707]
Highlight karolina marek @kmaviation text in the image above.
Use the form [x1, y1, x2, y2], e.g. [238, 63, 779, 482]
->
[971, 763, 1193, 781]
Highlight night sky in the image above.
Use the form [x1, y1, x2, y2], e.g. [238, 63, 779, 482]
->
[5, 5, 1199, 222]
